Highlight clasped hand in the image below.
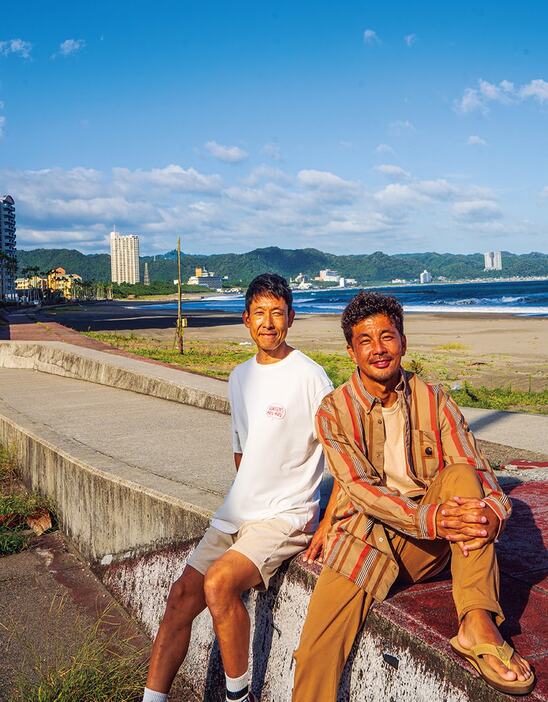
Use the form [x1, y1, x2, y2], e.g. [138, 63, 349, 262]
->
[436, 496, 500, 556]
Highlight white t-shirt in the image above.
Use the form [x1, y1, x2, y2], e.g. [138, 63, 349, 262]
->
[382, 400, 421, 496]
[211, 350, 333, 534]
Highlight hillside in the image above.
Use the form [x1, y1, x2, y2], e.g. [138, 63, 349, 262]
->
[16, 247, 548, 284]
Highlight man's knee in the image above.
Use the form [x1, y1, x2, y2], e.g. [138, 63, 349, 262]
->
[203, 562, 239, 614]
[440, 463, 483, 496]
[164, 569, 204, 620]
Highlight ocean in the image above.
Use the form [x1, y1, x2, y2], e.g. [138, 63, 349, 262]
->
[144, 279, 548, 317]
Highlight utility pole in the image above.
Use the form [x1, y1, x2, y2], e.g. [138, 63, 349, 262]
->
[176, 237, 185, 354]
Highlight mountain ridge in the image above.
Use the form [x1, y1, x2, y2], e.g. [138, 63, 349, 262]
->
[16, 247, 548, 284]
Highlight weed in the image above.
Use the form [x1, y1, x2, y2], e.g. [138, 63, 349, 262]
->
[10, 608, 148, 702]
[435, 342, 469, 351]
[0, 526, 30, 555]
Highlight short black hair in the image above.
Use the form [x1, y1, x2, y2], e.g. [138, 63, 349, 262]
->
[245, 273, 293, 313]
[341, 291, 404, 344]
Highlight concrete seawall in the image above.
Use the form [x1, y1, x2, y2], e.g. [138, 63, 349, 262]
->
[0, 407, 510, 701]
[0, 341, 230, 414]
[0, 342, 544, 701]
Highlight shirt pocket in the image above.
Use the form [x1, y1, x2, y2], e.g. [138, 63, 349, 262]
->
[411, 429, 440, 479]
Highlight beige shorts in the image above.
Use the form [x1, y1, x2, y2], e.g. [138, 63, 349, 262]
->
[187, 517, 311, 589]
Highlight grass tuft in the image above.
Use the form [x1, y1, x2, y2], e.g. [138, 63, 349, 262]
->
[11, 609, 148, 702]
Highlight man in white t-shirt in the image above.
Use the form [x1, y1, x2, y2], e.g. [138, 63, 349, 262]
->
[143, 273, 333, 702]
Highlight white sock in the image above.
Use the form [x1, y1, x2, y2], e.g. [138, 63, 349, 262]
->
[142, 687, 169, 702]
[226, 669, 250, 701]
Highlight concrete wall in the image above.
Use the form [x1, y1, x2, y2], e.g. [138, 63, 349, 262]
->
[0, 411, 210, 562]
[0, 341, 230, 414]
[100, 542, 493, 702]
[0, 408, 503, 701]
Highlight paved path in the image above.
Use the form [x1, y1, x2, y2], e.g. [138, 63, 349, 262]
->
[0, 368, 233, 514]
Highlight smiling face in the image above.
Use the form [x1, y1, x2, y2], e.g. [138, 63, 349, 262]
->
[243, 293, 295, 361]
[347, 313, 407, 393]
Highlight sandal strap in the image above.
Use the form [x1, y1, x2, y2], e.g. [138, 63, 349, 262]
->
[472, 641, 514, 667]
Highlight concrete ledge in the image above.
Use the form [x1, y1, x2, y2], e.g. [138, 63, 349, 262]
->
[0, 407, 212, 562]
[1, 399, 543, 700]
[0, 341, 230, 414]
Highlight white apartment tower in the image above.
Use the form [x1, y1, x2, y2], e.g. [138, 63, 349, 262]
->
[110, 230, 140, 283]
[484, 251, 502, 271]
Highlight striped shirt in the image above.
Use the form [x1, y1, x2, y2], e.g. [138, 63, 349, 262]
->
[315, 369, 511, 601]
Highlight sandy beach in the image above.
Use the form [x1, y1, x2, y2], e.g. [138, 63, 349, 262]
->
[43, 302, 548, 392]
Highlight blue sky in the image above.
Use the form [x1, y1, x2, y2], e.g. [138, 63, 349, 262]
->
[1, 1, 547, 255]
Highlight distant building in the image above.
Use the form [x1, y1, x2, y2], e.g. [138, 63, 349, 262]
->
[316, 269, 339, 282]
[110, 229, 140, 284]
[187, 266, 222, 289]
[143, 262, 150, 286]
[484, 251, 502, 271]
[419, 269, 432, 284]
[0, 195, 17, 299]
[46, 267, 82, 299]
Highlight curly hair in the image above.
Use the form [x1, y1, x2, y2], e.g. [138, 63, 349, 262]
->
[341, 291, 404, 344]
[245, 273, 293, 313]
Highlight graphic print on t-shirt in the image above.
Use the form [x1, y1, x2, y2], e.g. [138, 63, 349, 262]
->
[266, 404, 286, 420]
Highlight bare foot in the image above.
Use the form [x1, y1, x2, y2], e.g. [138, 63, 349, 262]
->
[458, 609, 532, 683]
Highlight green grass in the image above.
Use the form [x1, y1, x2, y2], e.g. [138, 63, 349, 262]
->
[11, 612, 148, 702]
[86, 332, 255, 380]
[0, 443, 56, 556]
[435, 342, 469, 351]
[450, 382, 548, 414]
[84, 332, 548, 414]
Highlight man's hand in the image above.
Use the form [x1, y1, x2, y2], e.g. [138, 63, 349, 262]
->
[436, 496, 500, 556]
[302, 518, 330, 564]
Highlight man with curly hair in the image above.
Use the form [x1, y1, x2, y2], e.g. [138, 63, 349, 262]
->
[292, 291, 534, 700]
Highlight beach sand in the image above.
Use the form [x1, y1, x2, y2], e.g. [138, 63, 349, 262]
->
[43, 302, 548, 391]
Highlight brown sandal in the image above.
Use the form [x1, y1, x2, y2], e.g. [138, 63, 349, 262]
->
[450, 637, 535, 695]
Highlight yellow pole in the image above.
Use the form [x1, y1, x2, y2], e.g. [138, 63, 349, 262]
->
[177, 237, 184, 354]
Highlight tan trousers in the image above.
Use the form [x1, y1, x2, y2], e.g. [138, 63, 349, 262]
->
[292, 464, 504, 702]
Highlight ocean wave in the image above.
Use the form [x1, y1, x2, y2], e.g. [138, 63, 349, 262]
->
[402, 304, 548, 315]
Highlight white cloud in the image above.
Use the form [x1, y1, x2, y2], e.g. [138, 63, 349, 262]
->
[243, 165, 290, 186]
[520, 79, 548, 103]
[374, 164, 410, 180]
[468, 135, 487, 146]
[4, 162, 530, 254]
[0, 39, 32, 59]
[375, 143, 394, 154]
[57, 39, 86, 57]
[363, 29, 380, 44]
[0, 115, 5, 138]
[404, 33, 416, 46]
[205, 140, 248, 163]
[455, 77, 548, 113]
[261, 142, 283, 161]
[297, 169, 357, 192]
[112, 164, 222, 194]
[452, 200, 502, 222]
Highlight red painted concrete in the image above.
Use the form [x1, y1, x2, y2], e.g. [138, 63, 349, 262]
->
[506, 460, 548, 470]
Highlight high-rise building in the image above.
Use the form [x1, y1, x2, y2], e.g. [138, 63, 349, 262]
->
[143, 261, 150, 286]
[0, 195, 17, 299]
[419, 269, 432, 284]
[484, 251, 502, 271]
[110, 229, 140, 283]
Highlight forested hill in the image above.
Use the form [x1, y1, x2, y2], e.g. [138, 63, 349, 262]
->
[16, 247, 548, 284]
